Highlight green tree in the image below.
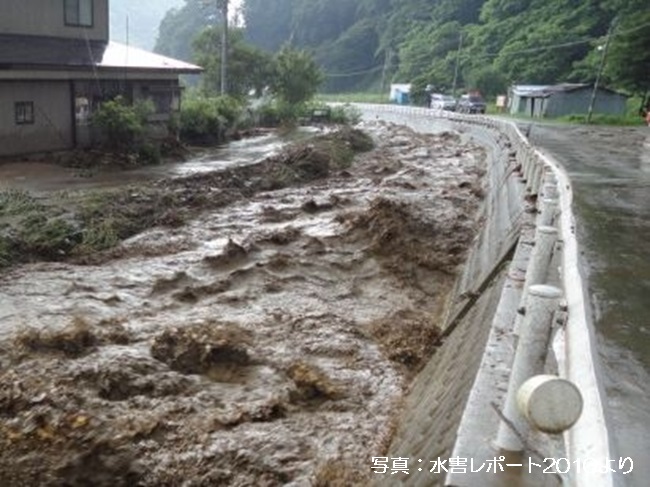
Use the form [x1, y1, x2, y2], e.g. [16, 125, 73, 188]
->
[165, 0, 650, 96]
[464, 66, 508, 98]
[243, 0, 295, 52]
[270, 46, 323, 117]
[606, 11, 650, 95]
[179, 94, 243, 143]
[290, 0, 359, 48]
[193, 27, 274, 98]
[154, 0, 216, 61]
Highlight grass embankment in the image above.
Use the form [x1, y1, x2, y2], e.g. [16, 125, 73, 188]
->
[315, 92, 388, 104]
[0, 128, 374, 269]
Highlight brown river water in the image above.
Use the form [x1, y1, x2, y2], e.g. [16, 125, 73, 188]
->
[0, 121, 486, 485]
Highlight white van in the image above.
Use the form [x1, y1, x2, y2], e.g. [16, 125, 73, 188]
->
[429, 94, 457, 111]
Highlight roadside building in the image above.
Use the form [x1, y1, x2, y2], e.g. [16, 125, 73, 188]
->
[389, 83, 411, 105]
[0, 0, 202, 157]
[508, 83, 627, 118]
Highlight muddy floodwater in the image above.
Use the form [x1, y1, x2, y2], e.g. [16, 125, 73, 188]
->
[0, 122, 485, 485]
[0, 128, 317, 193]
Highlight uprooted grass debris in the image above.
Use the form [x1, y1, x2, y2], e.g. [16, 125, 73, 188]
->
[367, 309, 442, 376]
[286, 360, 340, 402]
[150, 321, 253, 376]
[14, 317, 132, 360]
[15, 317, 98, 359]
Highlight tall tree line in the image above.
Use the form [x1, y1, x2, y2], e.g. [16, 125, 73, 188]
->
[155, 0, 650, 96]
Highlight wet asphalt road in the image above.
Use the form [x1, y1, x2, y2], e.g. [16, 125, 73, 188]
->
[528, 123, 650, 486]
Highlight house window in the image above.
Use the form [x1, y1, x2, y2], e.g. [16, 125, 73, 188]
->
[142, 87, 174, 114]
[15, 102, 34, 125]
[64, 0, 93, 27]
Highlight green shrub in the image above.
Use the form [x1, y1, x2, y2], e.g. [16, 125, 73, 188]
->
[0, 236, 11, 267]
[137, 143, 162, 165]
[330, 104, 362, 125]
[18, 215, 79, 259]
[256, 101, 362, 127]
[80, 218, 120, 251]
[180, 94, 244, 144]
[92, 96, 152, 151]
[254, 100, 304, 127]
[0, 189, 43, 217]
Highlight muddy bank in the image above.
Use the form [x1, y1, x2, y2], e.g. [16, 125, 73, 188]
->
[0, 121, 485, 485]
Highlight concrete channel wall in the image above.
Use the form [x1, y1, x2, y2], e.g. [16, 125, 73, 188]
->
[355, 105, 615, 487]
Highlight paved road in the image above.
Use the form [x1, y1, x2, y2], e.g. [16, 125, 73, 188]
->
[529, 123, 650, 487]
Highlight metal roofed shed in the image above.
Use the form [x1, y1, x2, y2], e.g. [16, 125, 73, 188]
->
[508, 83, 627, 118]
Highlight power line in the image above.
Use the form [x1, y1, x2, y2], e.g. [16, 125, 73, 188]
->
[323, 64, 384, 78]
[317, 19, 650, 79]
[471, 19, 650, 59]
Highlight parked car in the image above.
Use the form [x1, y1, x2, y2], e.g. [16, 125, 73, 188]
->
[456, 94, 487, 114]
[429, 93, 457, 111]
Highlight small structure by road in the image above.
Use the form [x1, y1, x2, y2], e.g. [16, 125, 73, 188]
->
[389, 83, 412, 105]
[508, 83, 627, 118]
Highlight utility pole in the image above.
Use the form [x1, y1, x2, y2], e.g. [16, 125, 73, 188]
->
[451, 31, 463, 98]
[217, 0, 229, 95]
[587, 18, 617, 124]
[380, 49, 392, 95]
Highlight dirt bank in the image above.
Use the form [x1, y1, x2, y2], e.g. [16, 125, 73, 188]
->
[0, 121, 486, 485]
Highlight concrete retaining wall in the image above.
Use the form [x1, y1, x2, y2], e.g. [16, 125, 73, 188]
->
[357, 105, 614, 487]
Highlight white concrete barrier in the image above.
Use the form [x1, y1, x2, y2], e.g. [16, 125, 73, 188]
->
[351, 103, 614, 487]
[496, 284, 563, 451]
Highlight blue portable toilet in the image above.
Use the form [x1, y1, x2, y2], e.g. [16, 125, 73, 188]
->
[389, 84, 412, 105]
[398, 91, 410, 105]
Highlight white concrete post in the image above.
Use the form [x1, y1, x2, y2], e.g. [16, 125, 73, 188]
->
[530, 163, 545, 195]
[495, 284, 562, 452]
[542, 182, 558, 200]
[537, 198, 559, 227]
[543, 171, 557, 186]
[526, 161, 542, 194]
[514, 226, 558, 335]
[523, 152, 534, 182]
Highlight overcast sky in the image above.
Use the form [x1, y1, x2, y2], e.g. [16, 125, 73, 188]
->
[229, 0, 244, 25]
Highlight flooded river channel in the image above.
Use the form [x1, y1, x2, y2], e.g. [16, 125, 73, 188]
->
[0, 129, 317, 193]
[0, 122, 485, 485]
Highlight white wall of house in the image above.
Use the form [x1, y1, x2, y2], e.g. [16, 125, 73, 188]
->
[0, 81, 74, 157]
[0, 0, 109, 42]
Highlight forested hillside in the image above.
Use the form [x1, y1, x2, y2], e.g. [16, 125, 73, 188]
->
[155, 0, 650, 97]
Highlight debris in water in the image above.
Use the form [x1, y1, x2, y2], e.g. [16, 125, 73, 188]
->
[151, 322, 253, 377]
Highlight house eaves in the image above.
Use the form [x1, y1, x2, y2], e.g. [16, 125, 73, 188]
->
[98, 42, 203, 75]
[0, 34, 202, 75]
